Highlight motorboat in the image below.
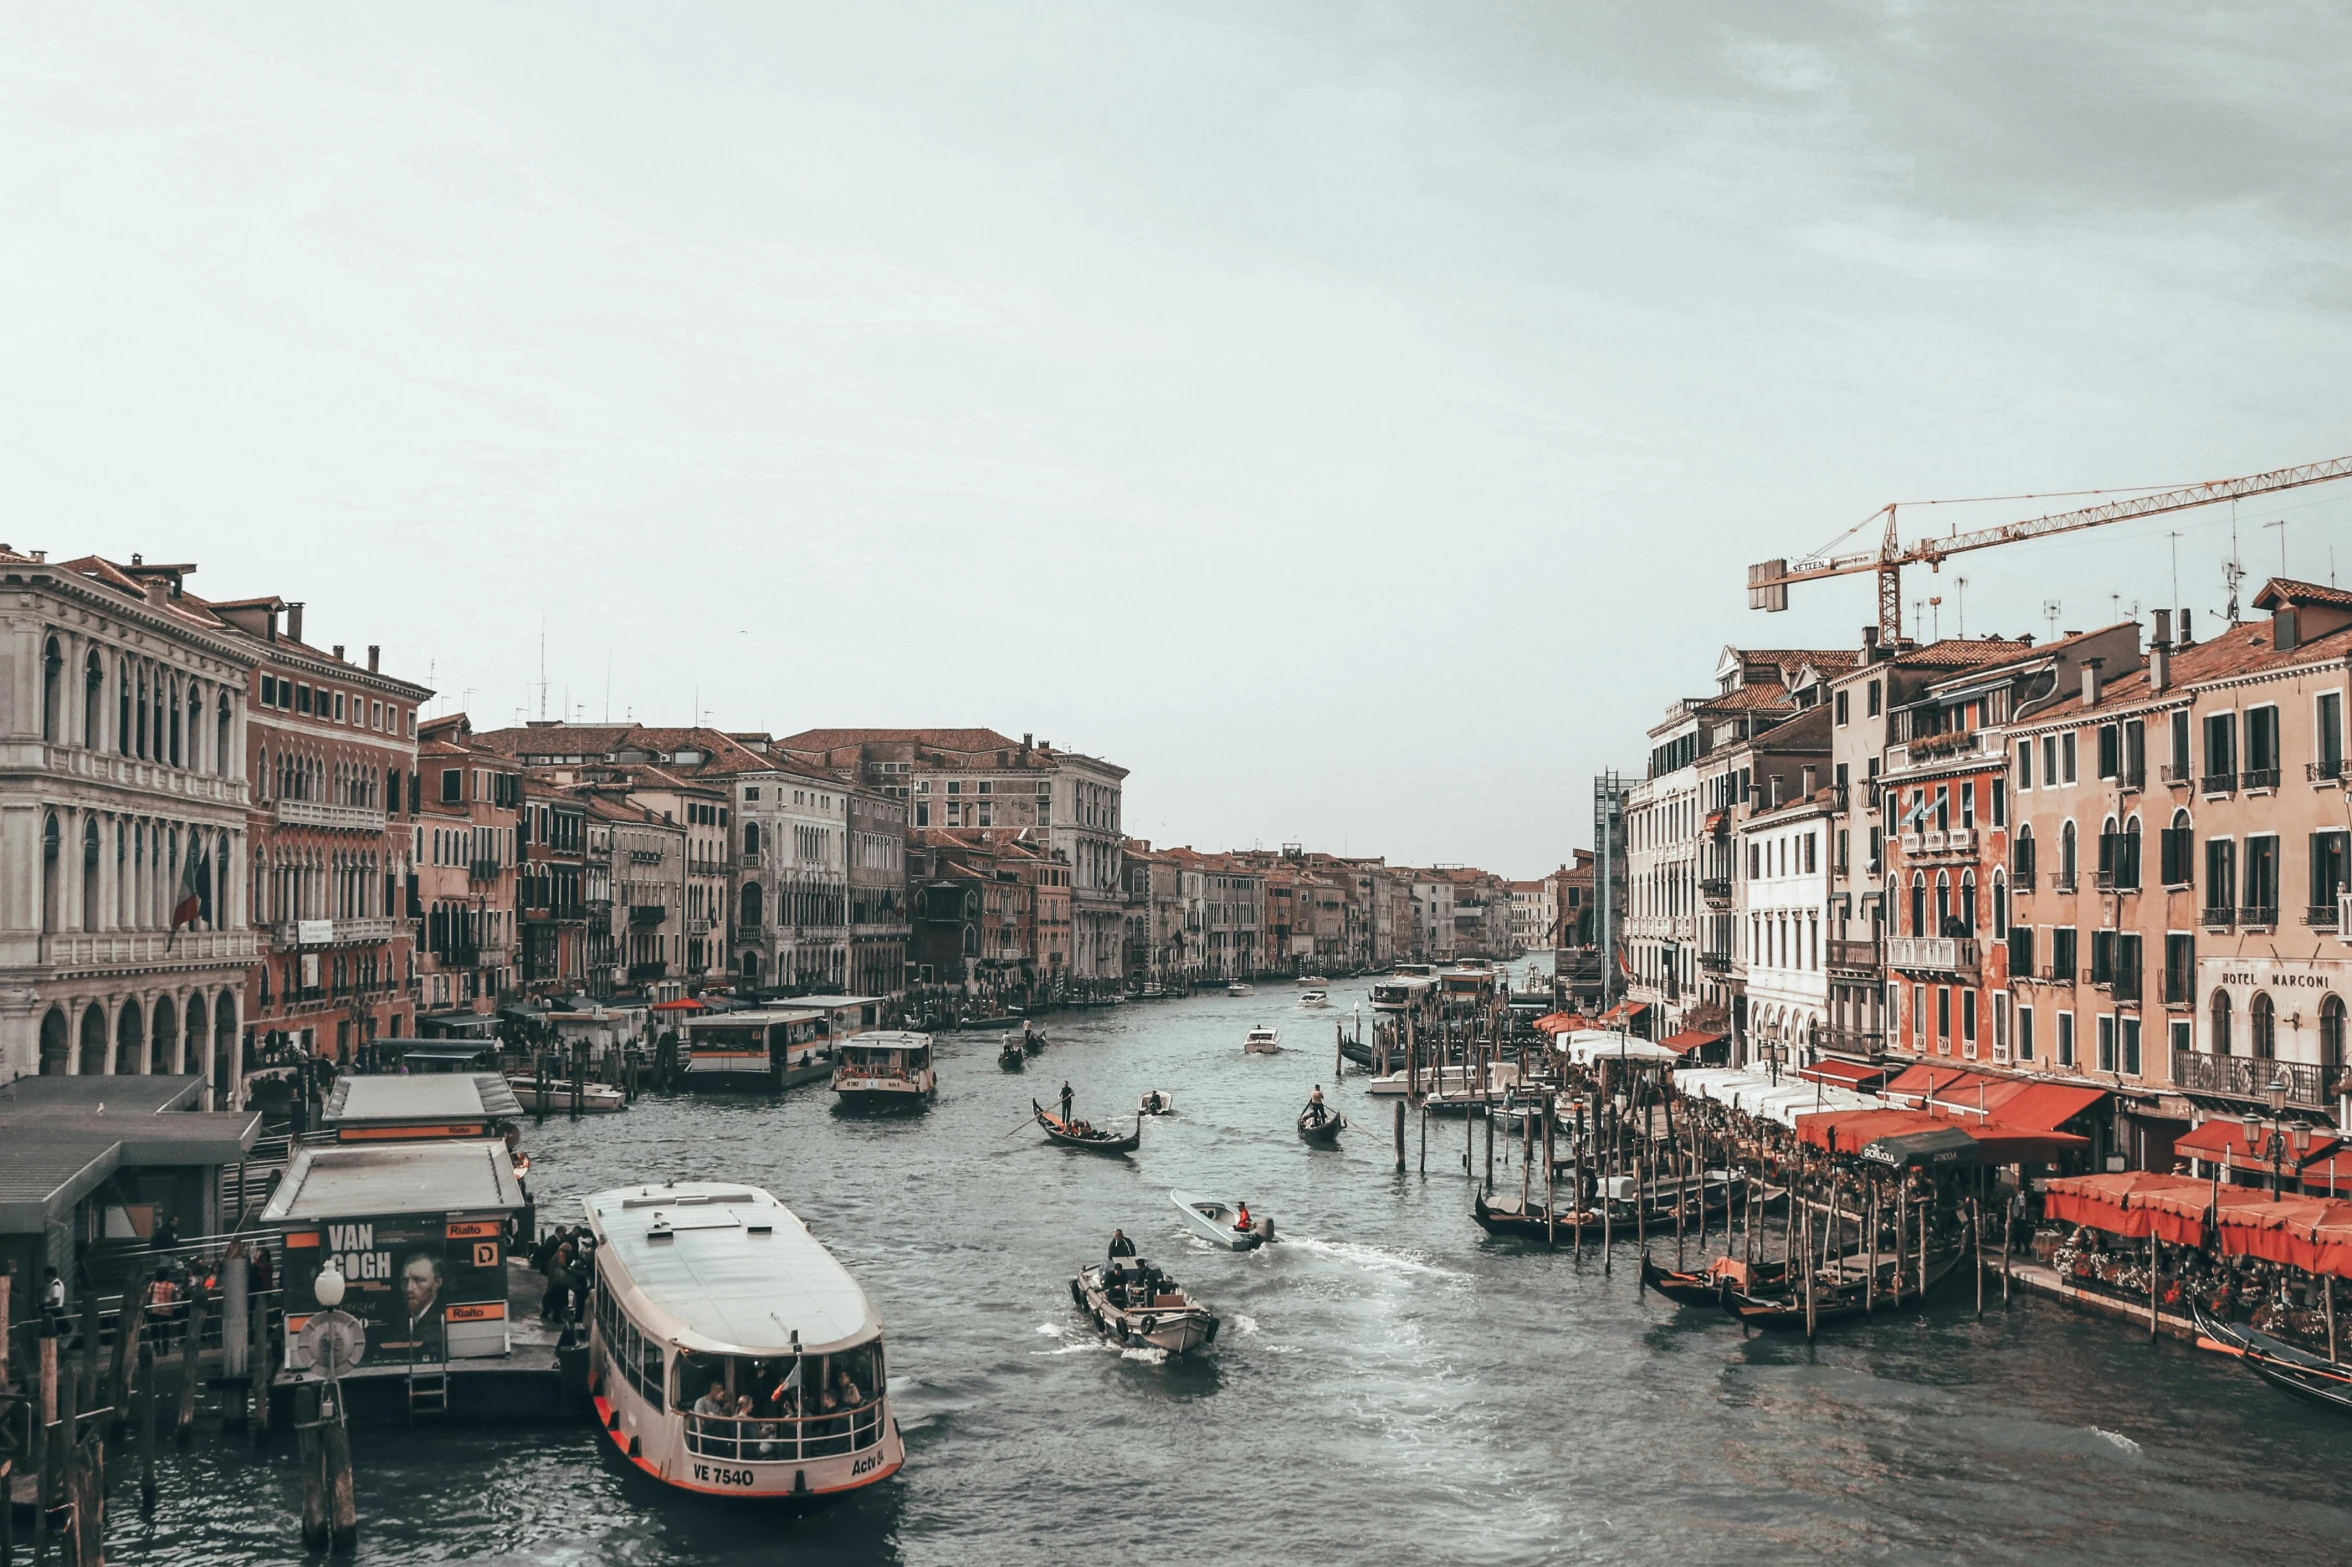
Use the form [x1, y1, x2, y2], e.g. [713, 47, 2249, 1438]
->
[1169, 1189, 1271, 1250]
[1294, 975, 1330, 987]
[1364, 1061, 1520, 1099]
[1137, 1089, 1175, 1117]
[505, 1077, 627, 1114]
[1227, 982, 1255, 997]
[1296, 1103, 1346, 1146]
[830, 1031, 935, 1113]
[1072, 1259, 1219, 1355]
[1298, 990, 1330, 1010]
[1034, 1100, 1140, 1155]
[1244, 1027, 1282, 1054]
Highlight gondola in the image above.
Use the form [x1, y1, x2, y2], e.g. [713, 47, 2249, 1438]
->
[2191, 1301, 2352, 1414]
[1337, 1037, 1377, 1069]
[998, 1039, 1026, 1071]
[1022, 1029, 1046, 1056]
[1638, 1249, 1786, 1306]
[1034, 1099, 1140, 1155]
[1470, 1188, 1601, 1245]
[1721, 1244, 1964, 1332]
[1296, 1105, 1347, 1146]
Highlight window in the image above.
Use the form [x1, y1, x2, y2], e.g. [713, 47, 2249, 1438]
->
[2014, 824, 2036, 878]
[260, 674, 277, 707]
[2204, 711, 2236, 786]
[2243, 836, 2279, 922]
[1936, 986, 1950, 1051]
[2211, 989, 2233, 1056]
[2057, 1010, 2076, 1068]
[1991, 871, 2007, 938]
[2205, 838, 2235, 915]
[2169, 709, 2191, 780]
[2321, 692, 2347, 780]
[2061, 732, 2077, 783]
[333, 692, 346, 722]
[296, 683, 313, 715]
[2097, 723, 2119, 779]
[2170, 1018, 2193, 1066]
[2160, 810, 2193, 887]
[2060, 821, 2078, 887]
[2097, 1014, 2116, 1073]
[2252, 991, 2277, 1059]
[1961, 782, 1976, 830]
[2017, 739, 2034, 790]
[2051, 925, 2077, 979]
[2121, 1016, 2142, 1077]
[2042, 735, 2058, 788]
[1835, 690, 1849, 726]
[1867, 680, 1881, 718]
[1991, 778, 2006, 828]
[2163, 933, 2193, 1005]
[1963, 990, 1978, 1053]
[2246, 705, 2280, 785]
[2090, 929, 2116, 985]
[2017, 1004, 2036, 1061]
[2008, 922, 2035, 976]
[440, 769, 461, 805]
[2122, 718, 2144, 785]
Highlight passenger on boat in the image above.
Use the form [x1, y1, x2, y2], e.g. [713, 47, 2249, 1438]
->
[1234, 1202, 1253, 1233]
[1108, 1229, 1136, 1260]
[691, 1384, 728, 1418]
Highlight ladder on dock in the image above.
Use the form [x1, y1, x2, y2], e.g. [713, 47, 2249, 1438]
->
[405, 1364, 449, 1423]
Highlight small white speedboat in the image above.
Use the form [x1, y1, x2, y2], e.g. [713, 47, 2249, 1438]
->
[1244, 1026, 1282, 1054]
[1227, 982, 1254, 997]
[1294, 975, 1330, 987]
[1138, 1089, 1175, 1117]
[1169, 1188, 1271, 1250]
[1298, 990, 1330, 1009]
[505, 1077, 627, 1114]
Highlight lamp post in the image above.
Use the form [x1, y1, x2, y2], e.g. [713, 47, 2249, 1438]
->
[2241, 1070, 2312, 1202]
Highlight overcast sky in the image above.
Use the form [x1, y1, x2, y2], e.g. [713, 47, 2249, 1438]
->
[7, 4, 2351, 875]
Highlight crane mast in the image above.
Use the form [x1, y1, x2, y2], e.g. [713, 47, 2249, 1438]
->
[1748, 453, 2352, 642]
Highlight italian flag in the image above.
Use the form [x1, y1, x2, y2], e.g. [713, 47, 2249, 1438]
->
[172, 833, 212, 936]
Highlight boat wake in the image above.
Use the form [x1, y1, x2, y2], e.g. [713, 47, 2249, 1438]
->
[1119, 1345, 1169, 1365]
[1230, 1313, 1260, 1336]
[1288, 1235, 1460, 1281]
[2091, 1427, 2142, 1457]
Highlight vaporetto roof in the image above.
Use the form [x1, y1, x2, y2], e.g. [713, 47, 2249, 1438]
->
[584, 1181, 881, 1357]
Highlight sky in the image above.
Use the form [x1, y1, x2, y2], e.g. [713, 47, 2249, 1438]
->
[6, 3, 2352, 876]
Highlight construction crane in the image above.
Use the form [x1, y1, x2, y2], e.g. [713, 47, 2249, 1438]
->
[1747, 454, 2352, 643]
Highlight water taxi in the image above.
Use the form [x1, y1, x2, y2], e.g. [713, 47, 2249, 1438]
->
[1244, 1026, 1282, 1054]
[830, 1031, 935, 1113]
[675, 1009, 831, 1090]
[1298, 989, 1330, 1009]
[1369, 973, 1439, 1033]
[1363, 1060, 1521, 1098]
[1072, 1258, 1219, 1354]
[1226, 981, 1254, 997]
[586, 1182, 903, 1500]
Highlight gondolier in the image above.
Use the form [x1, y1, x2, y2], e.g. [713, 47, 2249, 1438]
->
[1060, 1081, 1074, 1124]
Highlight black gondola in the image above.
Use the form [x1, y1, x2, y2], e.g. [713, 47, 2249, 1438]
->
[1296, 1105, 1347, 1145]
[1034, 1099, 1140, 1155]
[999, 1040, 1025, 1071]
[1338, 1037, 1376, 1069]
[1470, 1189, 1601, 1244]
[1639, 1249, 1787, 1306]
[1023, 1030, 1046, 1056]
[2192, 1301, 2352, 1414]
[1721, 1245, 1964, 1332]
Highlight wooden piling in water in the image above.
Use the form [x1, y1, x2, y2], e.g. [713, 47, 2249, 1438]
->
[107, 1267, 150, 1434]
[177, 1288, 205, 1442]
[1393, 1098, 1405, 1173]
[1544, 1099, 1557, 1248]
[137, 1342, 157, 1513]
[34, 1326, 56, 1566]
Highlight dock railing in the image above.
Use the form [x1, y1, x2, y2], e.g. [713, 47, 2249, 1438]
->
[682, 1401, 886, 1463]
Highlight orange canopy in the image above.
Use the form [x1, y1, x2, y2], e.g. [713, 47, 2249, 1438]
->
[1530, 1012, 1583, 1036]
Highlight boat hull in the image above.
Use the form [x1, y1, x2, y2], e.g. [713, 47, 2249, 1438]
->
[1296, 1111, 1345, 1146]
[1169, 1189, 1267, 1249]
[1035, 1101, 1140, 1154]
[592, 1391, 905, 1501]
[506, 1079, 627, 1114]
[1074, 1264, 1219, 1356]
[1471, 1191, 1600, 1245]
[832, 1083, 934, 1113]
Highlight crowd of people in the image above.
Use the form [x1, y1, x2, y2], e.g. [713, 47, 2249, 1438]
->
[682, 1356, 876, 1458]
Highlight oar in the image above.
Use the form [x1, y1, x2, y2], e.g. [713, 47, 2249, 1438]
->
[1006, 1104, 1048, 1137]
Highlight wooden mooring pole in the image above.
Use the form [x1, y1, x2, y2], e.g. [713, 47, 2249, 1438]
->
[1393, 1098, 1405, 1173]
[137, 1342, 157, 1513]
[177, 1289, 206, 1442]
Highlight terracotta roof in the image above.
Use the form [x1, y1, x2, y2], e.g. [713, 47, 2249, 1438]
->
[2253, 576, 2352, 612]
[779, 727, 1022, 754]
[1899, 636, 2039, 669]
[2057, 616, 2352, 717]
[1741, 648, 1860, 673]
[1707, 685, 1797, 713]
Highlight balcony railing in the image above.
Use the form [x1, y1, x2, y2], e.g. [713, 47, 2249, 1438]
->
[629, 904, 668, 925]
[2161, 762, 2195, 786]
[1886, 936, 1978, 975]
[274, 799, 389, 834]
[271, 916, 402, 948]
[1699, 949, 1731, 974]
[2118, 763, 2145, 791]
[2170, 1050, 2332, 1108]
[1827, 938, 1881, 972]
[2201, 906, 2236, 931]
[469, 859, 503, 882]
[740, 849, 764, 868]
[1820, 1025, 1884, 1056]
[2238, 905, 2280, 930]
[2243, 766, 2282, 791]
[2307, 903, 2342, 932]
[2310, 759, 2347, 784]
[2049, 871, 2078, 892]
[2201, 771, 2237, 795]
[43, 928, 259, 970]
[1699, 877, 1732, 905]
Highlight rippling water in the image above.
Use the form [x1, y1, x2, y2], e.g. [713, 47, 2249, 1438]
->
[102, 980, 2352, 1564]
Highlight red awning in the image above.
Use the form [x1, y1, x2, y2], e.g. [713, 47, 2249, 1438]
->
[1987, 1082, 2108, 1134]
[1599, 1001, 1651, 1024]
[1530, 1012, 1583, 1036]
[1963, 1126, 2089, 1165]
[1795, 1108, 1935, 1153]
[2176, 1118, 2344, 1171]
[650, 997, 707, 1013]
[1800, 1058, 1892, 1091]
[1881, 1064, 1998, 1107]
[1660, 1028, 1727, 1055]
[2043, 1172, 2209, 1242]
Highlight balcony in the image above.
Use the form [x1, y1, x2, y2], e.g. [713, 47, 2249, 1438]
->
[2037, 962, 2077, 984]
[1898, 831, 1922, 855]
[2311, 759, 2347, 784]
[469, 858, 503, 882]
[1827, 938, 1882, 973]
[2111, 968, 2142, 1002]
[2161, 762, 2195, 787]
[2118, 764, 2145, 792]
[2244, 766, 2282, 792]
[629, 849, 665, 865]
[1700, 876, 1732, 906]
[273, 799, 388, 834]
[1888, 731, 1985, 771]
[42, 927, 259, 971]
[740, 849, 764, 868]
[2307, 903, 2342, 932]
[2238, 905, 2280, 931]
[2201, 771, 2237, 795]
[1886, 936, 1979, 975]
[1821, 1025, 1884, 1057]
[1699, 949, 1731, 975]
[628, 960, 668, 983]
[688, 917, 713, 937]
[271, 916, 402, 948]
[1945, 827, 1975, 854]
[2171, 1050, 2333, 1108]
[629, 904, 668, 925]
[2200, 905, 2236, 931]
[2049, 871, 2078, 893]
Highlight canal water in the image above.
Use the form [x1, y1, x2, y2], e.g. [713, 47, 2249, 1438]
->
[107, 978, 2352, 1565]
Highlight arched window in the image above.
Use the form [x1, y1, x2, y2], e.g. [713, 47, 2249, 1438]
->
[1910, 872, 1926, 936]
[2013, 823, 2035, 878]
[2097, 815, 2118, 883]
[2324, 995, 2347, 1095]
[42, 637, 62, 742]
[168, 676, 182, 766]
[85, 652, 104, 747]
[2061, 821, 2078, 885]
[134, 666, 149, 759]
[38, 1006, 68, 1076]
[217, 696, 232, 777]
[2211, 989, 2234, 1056]
[82, 819, 100, 932]
[41, 813, 60, 933]
[2252, 992, 2276, 1060]
[742, 883, 764, 928]
[257, 746, 269, 801]
[1934, 871, 1952, 934]
[744, 821, 761, 856]
[117, 659, 132, 756]
[1960, 870, 1977, 934]
[186, 685, 202, 772]
[1992, 870, 2008, 939]
[2122, 815, 2143, 890]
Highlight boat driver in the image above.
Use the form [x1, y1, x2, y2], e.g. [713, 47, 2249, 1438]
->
[1108, 1229, 1137, 1260]
[1307, 1086, 1328, 1126]
[1234, 1202, 1253, 1233]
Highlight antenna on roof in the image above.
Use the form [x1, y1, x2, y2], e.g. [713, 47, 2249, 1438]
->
[2225, 502, 2244, 625]
[2041, 601, 2060, 644]
[2265, 517, 2289, 581]
[538, 620, 549, 722]
[1955, 577, 1967, 639]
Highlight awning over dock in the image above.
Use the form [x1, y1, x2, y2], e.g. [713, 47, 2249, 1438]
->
[324, 1074, 523, 1139]
[0, 1075, 259, 1236]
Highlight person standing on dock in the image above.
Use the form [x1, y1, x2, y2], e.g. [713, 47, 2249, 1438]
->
[1059, 1081, 1074, 1125]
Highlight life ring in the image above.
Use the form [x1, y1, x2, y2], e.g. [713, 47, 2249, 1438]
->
[1138, 1315, 1157, 1338]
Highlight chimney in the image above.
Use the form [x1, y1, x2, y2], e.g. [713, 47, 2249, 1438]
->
[367, 644, 381, 673]
[2081, 657, 2103, 708]
[2277, 605, 2299, 652]
[1861, 625, 1880, 657]
[1801, 765, 1818, 798]
[2149, 610, 2171, 694]
[1768, 774, 1784, 809]
[286, 603, 305, 643]
[142, 577, 169, 609]
[331, 643, 345, 662]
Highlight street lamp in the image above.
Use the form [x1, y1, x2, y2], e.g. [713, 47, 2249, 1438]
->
[2243, 1070, 2310, 1201]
